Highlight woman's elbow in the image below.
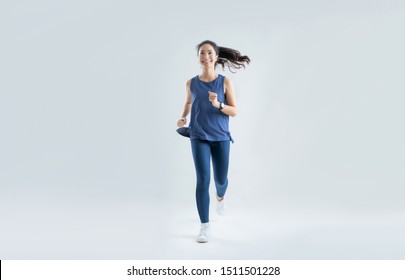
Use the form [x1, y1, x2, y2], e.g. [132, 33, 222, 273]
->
[230, 109, 237, 117]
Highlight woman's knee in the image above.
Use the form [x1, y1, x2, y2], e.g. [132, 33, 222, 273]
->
[196, 175, 210, 190]
[215, 177, 228, 188]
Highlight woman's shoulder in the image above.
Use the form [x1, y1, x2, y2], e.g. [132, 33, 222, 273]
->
[223, 75, 233, 85]
[220, 74, 231, 81]
[186, 77, 195, 90]
[186, 75, 200, 88]
[187, 75, 198, 84]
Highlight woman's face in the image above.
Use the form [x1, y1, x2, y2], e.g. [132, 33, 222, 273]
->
[198, 44, 218, 68]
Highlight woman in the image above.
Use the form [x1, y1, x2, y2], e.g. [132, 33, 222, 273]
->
[177, 40, 250, 243]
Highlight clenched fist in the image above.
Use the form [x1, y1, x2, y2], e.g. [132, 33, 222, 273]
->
[177, 117, 187, 127]
[208, 91, 220, 108]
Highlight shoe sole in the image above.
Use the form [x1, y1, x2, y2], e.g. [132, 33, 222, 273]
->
[196, 239, 208, 243]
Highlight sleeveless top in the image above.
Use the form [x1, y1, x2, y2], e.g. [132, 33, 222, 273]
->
[189, 74, 233, 143]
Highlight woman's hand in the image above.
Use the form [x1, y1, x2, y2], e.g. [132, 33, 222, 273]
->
[208, 91, 220, 108]
[177, 117, 187, 127]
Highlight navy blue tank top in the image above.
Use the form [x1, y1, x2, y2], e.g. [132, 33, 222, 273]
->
[189, 74, 233, 142]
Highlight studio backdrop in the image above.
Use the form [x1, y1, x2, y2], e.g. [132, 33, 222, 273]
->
[0, 0, 404, 259]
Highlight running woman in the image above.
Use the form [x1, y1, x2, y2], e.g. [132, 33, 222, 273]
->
[177, 40, 250, 243]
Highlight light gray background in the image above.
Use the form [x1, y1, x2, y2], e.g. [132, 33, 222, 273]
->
[1, 0, 404, 259]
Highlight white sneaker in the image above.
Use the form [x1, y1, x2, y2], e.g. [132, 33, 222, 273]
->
[196, 223, 210, 243]
[216, 198, 225, 216]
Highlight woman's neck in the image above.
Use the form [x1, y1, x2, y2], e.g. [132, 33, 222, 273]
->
[199, 68, 218, 82]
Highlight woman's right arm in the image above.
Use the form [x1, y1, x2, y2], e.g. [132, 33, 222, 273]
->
[177, 79, 192, 127]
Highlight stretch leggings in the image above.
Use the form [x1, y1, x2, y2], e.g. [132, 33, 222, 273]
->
[191, 139, 230, 223]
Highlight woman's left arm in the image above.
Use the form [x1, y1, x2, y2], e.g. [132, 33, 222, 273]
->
[208, 77, 237, 117]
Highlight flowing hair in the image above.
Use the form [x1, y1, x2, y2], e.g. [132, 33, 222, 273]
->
[196, 40, 250, 73]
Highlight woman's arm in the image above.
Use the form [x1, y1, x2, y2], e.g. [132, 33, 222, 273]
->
[208, 77, 237, 117]
[177, 79, 192, 127]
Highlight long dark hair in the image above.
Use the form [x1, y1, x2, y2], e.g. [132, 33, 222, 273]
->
[196, 40, 250, 73]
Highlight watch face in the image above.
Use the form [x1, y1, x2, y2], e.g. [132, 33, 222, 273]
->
[221, 103, 225, 109]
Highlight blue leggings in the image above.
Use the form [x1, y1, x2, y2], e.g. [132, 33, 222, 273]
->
[191, 139, 230, 223]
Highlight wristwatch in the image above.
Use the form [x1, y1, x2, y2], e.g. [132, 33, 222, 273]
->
[219, 102, 225, 111]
